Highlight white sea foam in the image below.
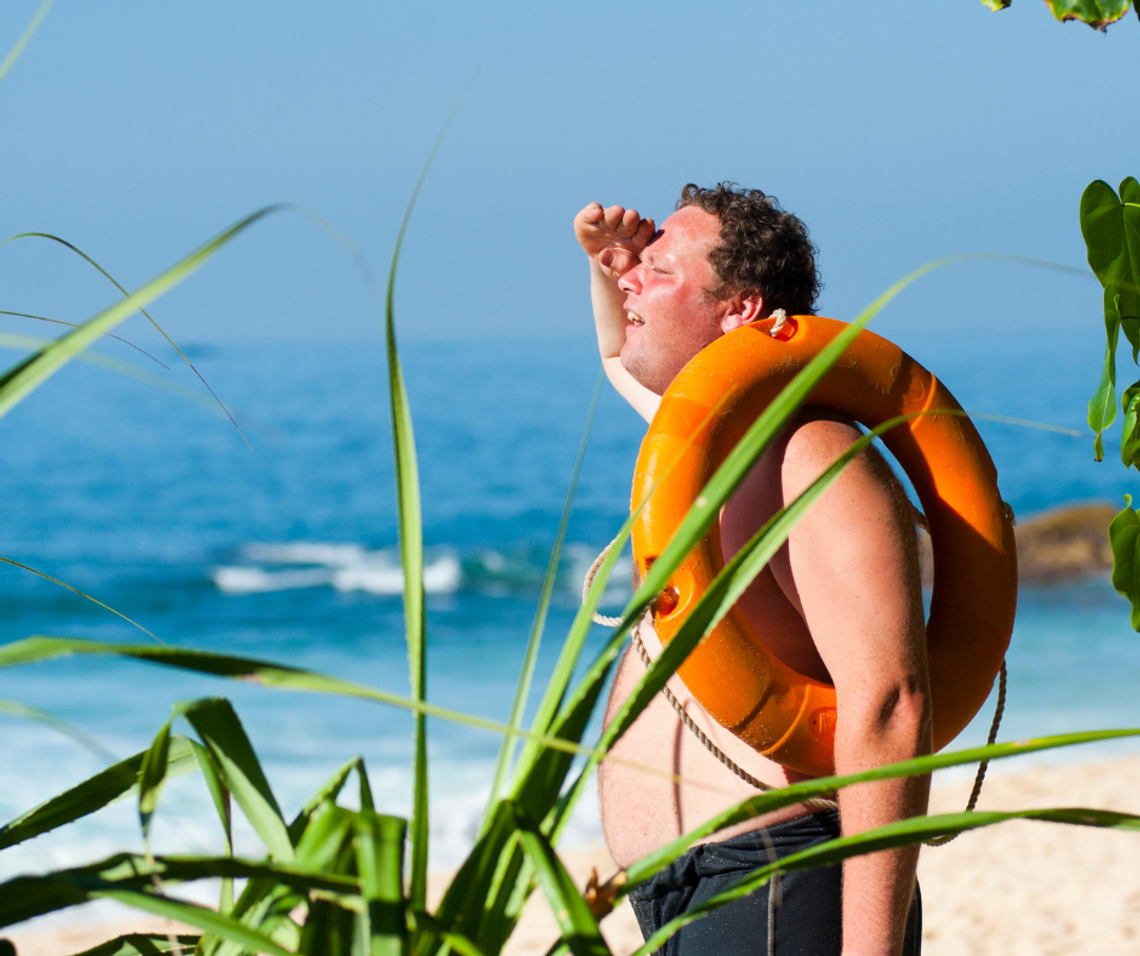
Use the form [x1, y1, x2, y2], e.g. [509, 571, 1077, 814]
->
[213, 543, 462, 596]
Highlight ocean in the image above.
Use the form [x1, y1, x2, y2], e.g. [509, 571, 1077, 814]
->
[2, 326, 1140, 917]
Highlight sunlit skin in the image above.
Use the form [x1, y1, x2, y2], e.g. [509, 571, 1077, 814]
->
[574, 200, 931, 956]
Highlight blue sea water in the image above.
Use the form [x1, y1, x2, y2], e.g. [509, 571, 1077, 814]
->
[2, 326, 1140, 905]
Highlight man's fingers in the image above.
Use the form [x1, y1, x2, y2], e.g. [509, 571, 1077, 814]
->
[602, 204, 628, 231]
[634, 216, 656, 246]
[617, 207, 642, 239]
[579, 202, 604, 224]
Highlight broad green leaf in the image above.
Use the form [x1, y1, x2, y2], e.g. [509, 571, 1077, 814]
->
[182, 698, 293, 862]
[1082, 179, 1140, 453]
[632, 803, 1140, 956]
[1044, 0, 1132, 28]
[1122, 381, 1140, 468]
[0, 735, 197, 850]
[69, 934, 200, 956]
[137, 718, 173, 842]
[354, 811, 408, 956]
[0, 697, 115, 762]
[1109, 495, 1140, 630]
[981, 0, 1010, 9]
[1089, 311, 1119, 461]
[511, 804, 610, 956]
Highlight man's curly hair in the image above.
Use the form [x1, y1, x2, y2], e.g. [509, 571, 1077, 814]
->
[677, 183, 821, 317]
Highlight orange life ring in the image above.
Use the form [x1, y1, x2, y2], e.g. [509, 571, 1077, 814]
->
[630, 315, 1017, 778]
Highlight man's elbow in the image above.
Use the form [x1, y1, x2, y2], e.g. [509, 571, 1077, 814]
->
[841, 680, 932, 757]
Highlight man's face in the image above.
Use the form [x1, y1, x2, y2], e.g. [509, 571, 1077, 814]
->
[617, 205, 733, 395]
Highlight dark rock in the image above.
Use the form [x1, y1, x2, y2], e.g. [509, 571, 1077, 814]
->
[916, 501, 1118, 587]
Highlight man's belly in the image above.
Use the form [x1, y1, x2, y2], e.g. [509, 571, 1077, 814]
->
[598, 618, 828, 869]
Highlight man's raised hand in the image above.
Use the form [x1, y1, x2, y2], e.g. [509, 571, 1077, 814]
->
[574, 202, 656, 280]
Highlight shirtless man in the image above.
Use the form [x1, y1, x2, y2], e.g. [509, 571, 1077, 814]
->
[575, 184, 930, 956]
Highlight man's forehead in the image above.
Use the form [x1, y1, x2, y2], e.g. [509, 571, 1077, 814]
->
[646, 207, 720, 260]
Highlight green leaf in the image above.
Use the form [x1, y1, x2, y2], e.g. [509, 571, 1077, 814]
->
[0, 637, 603, 761]
[137, 718, 174, 842]
[1082, 179, 1140, 452]
[510, 804, 610, 956]
[624, 727, 1140, 889]
[182, 698, 293, 862]
[1109, 495, 1140, 629]
[632, 802, 1140, 956]
[69, 934, 201, 956]
[1043, 0, 1132, 28]
[0, 735, 197, 850]
[0, 0, 53, 85]
[980, 0, 1010, 9]
[289, 755, 372, 844]
[1089, 310, 1119, 461]
[189, 740, 234, 915]
[353, 812, 408, 956]
[0, 697, 115, 762]
[485, 371, 604, 829]
[382, 81, 474, 910]
[0, 205, 285, 423]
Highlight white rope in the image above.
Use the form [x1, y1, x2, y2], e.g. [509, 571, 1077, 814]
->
[768, 308, 788, 337]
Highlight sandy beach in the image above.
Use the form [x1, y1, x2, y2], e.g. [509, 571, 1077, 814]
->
[7, 753, 1140, 956]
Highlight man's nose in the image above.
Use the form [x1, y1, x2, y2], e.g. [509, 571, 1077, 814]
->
[618, 264, 642, 294]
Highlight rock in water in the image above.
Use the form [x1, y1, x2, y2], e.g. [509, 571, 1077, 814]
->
[916, 501, 1117, 587]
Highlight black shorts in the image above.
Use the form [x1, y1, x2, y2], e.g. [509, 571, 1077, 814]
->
[627, 809, 922, 956]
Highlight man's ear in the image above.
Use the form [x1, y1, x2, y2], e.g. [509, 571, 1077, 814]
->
[719, 291, 765, 333]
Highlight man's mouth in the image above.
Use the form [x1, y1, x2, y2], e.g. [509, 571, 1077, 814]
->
[627, 311, 645, 326]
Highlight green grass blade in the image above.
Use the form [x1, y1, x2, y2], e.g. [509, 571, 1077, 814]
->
[1, 230, 252, 447]
[631, 803, 1140, 956]
[182, 698, 293, 862]
[288, 756, 368, 843]
[511, 804, 610, 956]
[564, 413, 921, 823]
[0, 0, 53, 85]
[189, 739, 234, 915]
[0, 311, 169, 367]
[624, 727, 1140, 888]
[0, 735, 197, 850]
[0, 697, 115, 762]
[354, 812, 408, 956]
[384, 74, 475, 912]
[0, 555, 161, 642]
[69, 933, 201, 956]
[484, 370, 604, 828]
[137, 718, 174, 843]
[0, 636, 619, 761]
[0, 205, 291, 424]
[409, 911, 489, 956]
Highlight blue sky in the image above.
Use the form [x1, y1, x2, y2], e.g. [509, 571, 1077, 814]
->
[0, 1, 1136, 347]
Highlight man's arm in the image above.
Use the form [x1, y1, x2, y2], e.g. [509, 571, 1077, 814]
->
[770, 417, 931, 956]
[573, 202, 661, 422]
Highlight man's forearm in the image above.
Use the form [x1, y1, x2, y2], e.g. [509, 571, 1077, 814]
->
[590, 258, 629, 359]
[837, 689, 931, 956]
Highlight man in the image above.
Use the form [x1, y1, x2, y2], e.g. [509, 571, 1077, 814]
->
[575, 184, 930, 956]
